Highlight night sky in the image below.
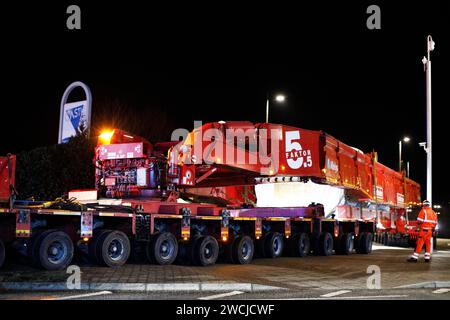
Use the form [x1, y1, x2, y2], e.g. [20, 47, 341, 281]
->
[2, 1, 449, 205]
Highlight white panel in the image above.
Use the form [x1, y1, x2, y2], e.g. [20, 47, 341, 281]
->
[136, 168, 148, 186]
[255, 181, 345, 215]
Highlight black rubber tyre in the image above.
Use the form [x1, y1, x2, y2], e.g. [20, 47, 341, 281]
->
[176, 235, 202, 265]
[336, 233, 354, 255]
[129, 240, 147, 263]
[193, 236, 219, 266]
[88, 229, 112, 264]
[0, 239, 5, 269]
[387, 234, 394, 246]
[34, 231, 74, 270]
[232, 236, 254, 264]
[383, 233, 389, 246]
[310, 234, 321, 255]
[223, 237, 238, 263]
[146, 232, 178, 265]
[28, 229, 54, 267]
[290, 233, 310, 257]
[256, 235, 267, 258]
[356, 232, 373, 254]
[96, 230, 131, 267]
[264, 232, 284, 258]
[318, 232, 334, 256]
[408, 237, 416, 248]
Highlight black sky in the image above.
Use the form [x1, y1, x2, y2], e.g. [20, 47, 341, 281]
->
[2, 1, 449, 204]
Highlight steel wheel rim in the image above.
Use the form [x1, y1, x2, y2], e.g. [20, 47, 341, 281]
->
[203, 242, 213, 259]
[47, 240, 67, 264]
[273, 237, 281, 255]
[108, 239, 124, 261]
[160, 239, 175, 259]
[241, 241, 251, 260]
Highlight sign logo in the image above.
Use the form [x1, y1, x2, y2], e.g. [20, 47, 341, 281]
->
[327, 159, 339, 172]
[66, 105, 84, 132]
[59, 81, 92, 144]
[285, 131, 312, 169]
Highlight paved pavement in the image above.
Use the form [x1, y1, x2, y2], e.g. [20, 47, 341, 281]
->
[0, 239, 449, 299]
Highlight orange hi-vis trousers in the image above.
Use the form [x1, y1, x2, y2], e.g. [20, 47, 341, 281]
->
[412, 229, 433, 260]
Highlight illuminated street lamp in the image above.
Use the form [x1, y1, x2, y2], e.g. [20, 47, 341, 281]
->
[266, 93, 286, 123]
[399, 136, 410, 172]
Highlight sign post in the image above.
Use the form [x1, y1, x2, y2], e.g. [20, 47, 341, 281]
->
[58, 81, 92, 144]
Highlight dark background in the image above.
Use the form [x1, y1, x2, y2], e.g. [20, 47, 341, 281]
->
[1, 1, 449, 210]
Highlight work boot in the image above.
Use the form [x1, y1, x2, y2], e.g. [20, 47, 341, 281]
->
[407, 257, 418, 263]
[424, 258, 431, 263]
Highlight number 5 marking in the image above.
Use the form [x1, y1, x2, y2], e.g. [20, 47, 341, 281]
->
[285, 131, 303, 169]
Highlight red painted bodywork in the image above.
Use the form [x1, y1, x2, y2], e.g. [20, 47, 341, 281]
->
[172, 121, 421, 208]
[0, 155, 15, 203]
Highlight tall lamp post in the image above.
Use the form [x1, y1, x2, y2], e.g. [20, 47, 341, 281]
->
[399, 136, 410, 172]
[420, 35, 435, 204]
[265, 93, 286, 123]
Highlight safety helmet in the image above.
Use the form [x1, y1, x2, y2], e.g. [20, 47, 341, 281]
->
[423, 200, 431, 206]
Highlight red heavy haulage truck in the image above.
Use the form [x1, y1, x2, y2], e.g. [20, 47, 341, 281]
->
[0, 121, 427, 270]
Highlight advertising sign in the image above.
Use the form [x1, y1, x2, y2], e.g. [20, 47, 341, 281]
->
[58, 81, 92, 144]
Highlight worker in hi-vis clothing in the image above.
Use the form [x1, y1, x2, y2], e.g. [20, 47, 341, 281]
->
[407, 200, 438, 263]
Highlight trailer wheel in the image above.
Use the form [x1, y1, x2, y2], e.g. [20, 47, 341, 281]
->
[256, 236, 267, 258]
[290, 233, 310, 257]
[356, 232, 373, 254]
[28, 229, 54, 267]
[35, 231, 74, 270]
[336, 233, 354, 255]
[194, 236, 219, 266]
[319, 232, 334, 256]
[232, 236, 254, 264]
[147, 232, 178, 265]
[408, 236, 416, 248]
[0, 239, 5, 268]
[88, 229, 112, 264]
[97, 230, 131, 267]
[223, 237, 238, 263]
[264, 232, 284, 258]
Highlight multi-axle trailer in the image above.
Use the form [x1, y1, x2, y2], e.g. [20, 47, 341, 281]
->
[0, 121, 425, 270]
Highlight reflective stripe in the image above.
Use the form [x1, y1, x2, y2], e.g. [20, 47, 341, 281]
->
[417, 217, 424, 221]
[423, 219, 436, 223]
[413, 252, 419, 256]
[425, 253, 431, 256]
[411, 255, 419, 259]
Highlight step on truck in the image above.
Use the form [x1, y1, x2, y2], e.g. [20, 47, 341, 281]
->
[0, 121, 425, 270]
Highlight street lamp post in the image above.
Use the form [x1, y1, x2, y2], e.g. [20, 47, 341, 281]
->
[406, 161, 410, 178]
[265, 93, 286, 123]
[421, 35, 435, 204]
[398, 136, 410, 172]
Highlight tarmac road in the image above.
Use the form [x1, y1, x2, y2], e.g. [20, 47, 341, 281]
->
[0, 288, 449, 300]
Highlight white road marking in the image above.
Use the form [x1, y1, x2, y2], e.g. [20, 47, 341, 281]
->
[41, 291, 113, 300]
[372, 245, 409, 251]
[433, 288, 450, 294]
[264, 294, 408, 300]
[198, 291, 244, 300]
[320, 290, 351, 297]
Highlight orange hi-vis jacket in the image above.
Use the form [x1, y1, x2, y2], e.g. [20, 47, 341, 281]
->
[417, 207, 437, 230]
